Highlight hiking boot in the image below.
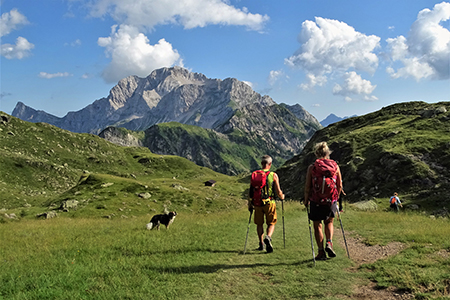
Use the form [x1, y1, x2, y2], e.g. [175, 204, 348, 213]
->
[256, 242, 265, 251]
[325, 241, 336, 258]
[315, 249, 327, 261]
[264, 236, 273, 253]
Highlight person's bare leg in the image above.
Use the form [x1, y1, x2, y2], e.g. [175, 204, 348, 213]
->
[313, 221, 324, 249]
[266, 224, 275, 238]
[324, 218, 336, 257]
[324, 218, 334, 241]
[257, 224, 264, 244]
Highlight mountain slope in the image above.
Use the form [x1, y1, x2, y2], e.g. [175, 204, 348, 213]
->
[277, 101, 450, 209]
[99, 102, 321, 175]
[0, 112, 248, 216]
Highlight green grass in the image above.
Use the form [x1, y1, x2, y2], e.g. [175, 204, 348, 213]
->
[2, 203, 450, 299]
[0, 203, 356, 300]
[345, 209, 450, 298]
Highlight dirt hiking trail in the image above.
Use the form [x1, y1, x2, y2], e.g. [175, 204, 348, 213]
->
[334, 226, 414, 300]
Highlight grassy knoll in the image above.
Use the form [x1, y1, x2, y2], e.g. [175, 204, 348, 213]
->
[2, 202, 450, 299]
[278, 101, 450, 208]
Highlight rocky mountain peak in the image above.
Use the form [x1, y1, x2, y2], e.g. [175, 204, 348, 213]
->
[108, 75, 142, 110]
[12, 66, 307, 134]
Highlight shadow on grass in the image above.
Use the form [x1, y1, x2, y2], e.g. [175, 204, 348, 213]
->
[114, 246, 242, 256]
[144, 259, 312, 274]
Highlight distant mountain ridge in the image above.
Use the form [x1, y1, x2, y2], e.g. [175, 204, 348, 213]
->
[13, 67, 283, 134]
[320, 113, 357, 127]
[13, 67, 322, 174]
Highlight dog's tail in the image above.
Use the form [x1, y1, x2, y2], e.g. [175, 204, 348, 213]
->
[146, 222, 153, 230]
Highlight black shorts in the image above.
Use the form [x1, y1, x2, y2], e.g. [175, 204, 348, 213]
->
[390, 203, 399, 210]
[309, 202, 337, 222]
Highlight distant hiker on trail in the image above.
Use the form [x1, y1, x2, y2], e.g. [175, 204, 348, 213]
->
[304, 142, 342, 260]
[248, 155, 285, 253]
[389, 192, 403, 212]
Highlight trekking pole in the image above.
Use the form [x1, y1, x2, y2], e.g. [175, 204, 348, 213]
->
[243, 209, 253, 254]
[336, 207, 350, 259]
[282, 199, 286, 249]
[307, 204, 316, 267]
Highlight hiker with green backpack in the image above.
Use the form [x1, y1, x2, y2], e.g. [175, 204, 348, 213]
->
[304, 142, 343, 260]
[248, 155, 285, 253]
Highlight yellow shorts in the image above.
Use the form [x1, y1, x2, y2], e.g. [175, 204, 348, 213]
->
[254, 202, 277, 226]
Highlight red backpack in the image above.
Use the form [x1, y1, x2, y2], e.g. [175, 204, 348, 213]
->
[310, 159, 339, 205]
[250, 170, 271, 206]
[390, 196, 397, 204]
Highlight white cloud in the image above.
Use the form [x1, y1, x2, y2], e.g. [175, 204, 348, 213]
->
[0, 8, 29, 38]
[0, 9, 33, 59]
[38, 72, 72, 79]
[386, 1, 450, 80]
[1, 36, 34, 59]
[268, 70, 285, 86]
[332, 71, 378, 101]
[98, 24, 183, 83]
[65, 39, 82, 47]
[299, 74, 327, 91]
[86, 0, 269, 31]
[242, 81, 254, 88]
[285, 17, 380, 90]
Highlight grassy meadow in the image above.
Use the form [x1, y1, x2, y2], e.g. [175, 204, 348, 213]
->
[2, 108, 450, 299]
[2, 202, 450, 300]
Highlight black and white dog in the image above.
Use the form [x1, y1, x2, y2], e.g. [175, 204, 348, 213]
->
[146, 211, 177, 230]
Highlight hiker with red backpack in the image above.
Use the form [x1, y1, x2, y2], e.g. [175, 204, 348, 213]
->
[304, 142, 343, 260]
[248, 155, 285, 253]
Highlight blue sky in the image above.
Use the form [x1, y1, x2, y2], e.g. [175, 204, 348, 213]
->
[1, 0, 449, 122]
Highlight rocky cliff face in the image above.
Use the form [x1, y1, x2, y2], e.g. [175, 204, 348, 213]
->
[98, 127, 143, 147]
[13, 66, 276, 134]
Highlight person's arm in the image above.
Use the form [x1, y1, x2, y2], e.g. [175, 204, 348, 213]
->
[273, 173, 285, 200]
[248, 185, 253, 211]
[397, 197, 403, 207]
[336, 165, 342, 196]
[304, 165, 312, 206]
